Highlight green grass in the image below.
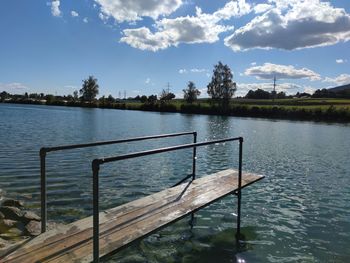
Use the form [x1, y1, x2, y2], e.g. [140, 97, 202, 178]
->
[118, 98, 350, 122]
[4, 97, 350, 122]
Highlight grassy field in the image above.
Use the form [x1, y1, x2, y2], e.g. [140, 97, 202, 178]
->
[116, 98, 350, 122]
[4, 97, 350, 122]
[133, 98, 350, 110]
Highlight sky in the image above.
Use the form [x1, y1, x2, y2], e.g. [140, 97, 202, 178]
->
[0, 0, 350, 98]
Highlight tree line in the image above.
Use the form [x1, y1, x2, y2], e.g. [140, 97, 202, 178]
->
[76, 61, 237, 105]
[2, 61, 349, 105]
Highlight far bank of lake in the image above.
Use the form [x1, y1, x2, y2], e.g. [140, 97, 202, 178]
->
[2, 97, 350, 123]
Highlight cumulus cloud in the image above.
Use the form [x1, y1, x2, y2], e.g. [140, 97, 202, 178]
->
[51, 0, 61, 17]
[225, 0, 350, 51]
[83, 17, 88, 23]
[212, 0, 251, 20]
[94, 0, 182, 23]
[302, 86, 317, 94]
[324, 74, 350, 85]
[121, 15, 231, 51]
[71, 11, 79, 17]
[253, 3, 273, 14]
[236, 82, 303, 96]
[120, 1, 252, 51]
[245, 63, 321, 81]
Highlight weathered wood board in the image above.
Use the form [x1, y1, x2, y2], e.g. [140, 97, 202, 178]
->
[2, 169, 264, 263]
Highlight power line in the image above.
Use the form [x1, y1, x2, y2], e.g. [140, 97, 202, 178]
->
[273, 76, 277, 103]
[165, 82, 172, 93]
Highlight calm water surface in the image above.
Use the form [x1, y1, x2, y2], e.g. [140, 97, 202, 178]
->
[0, 103, 350, 262]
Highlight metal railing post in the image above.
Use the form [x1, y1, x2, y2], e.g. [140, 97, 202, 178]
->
[92, 160, 100, 263]
[39, 132, 195, 236]
[192, 132, 197, 180]
[90, 136, 243, 253]
[40, 148, 47, 233]
[236, 137, 243, 239]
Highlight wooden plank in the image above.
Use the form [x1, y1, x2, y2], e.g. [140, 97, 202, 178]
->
[2, 169, 264, 263]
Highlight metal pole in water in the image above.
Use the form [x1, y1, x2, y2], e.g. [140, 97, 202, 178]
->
[92, 161, 100, 263]
[192, 132, 197, 180]
[40, 148, 47, 233]
[236, 137, 243, 239]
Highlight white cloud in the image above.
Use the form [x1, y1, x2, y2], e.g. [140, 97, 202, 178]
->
[225, 0, 350, 51]
[121, 14, 231, 51]
[250, 62, 257, 66]
[236, 82, 303, 96]
[95, 0, 182, 23]
[145, 78, 151, 84]
[302, 86, 317, 94]
[336, 59, 346, 64]
[64, 85, 78, 89]
[51, 0, 61, 17]
[71, 11, 79, 17]
[99, 12, 108, 22]
[212, 0, 251, 20]
[324, 74, 350, 85]
[245, 63, 321, 81]
[0, 82, 28, 91]
[253, 3, 273, 14]
[120, 1, 253, 51]
[191, 68, 207, 73]
[83, 17, 89, 23]
[179, 68, 208, 74]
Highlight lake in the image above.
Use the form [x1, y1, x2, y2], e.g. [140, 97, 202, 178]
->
[0, 103, 350, 262]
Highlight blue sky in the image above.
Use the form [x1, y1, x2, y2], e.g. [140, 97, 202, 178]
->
[1, 0, 350, 98]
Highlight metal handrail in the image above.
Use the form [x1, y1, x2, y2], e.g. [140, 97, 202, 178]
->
[91, 136, 243, 262]
[39, 131, 196, 233]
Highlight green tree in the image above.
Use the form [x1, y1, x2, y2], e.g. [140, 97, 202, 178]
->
[147, 95, 157, 104]
[245, 89, 270, 99]
[159, 89, 175, 103]
[106, 94, 115, 103]
[207, 61, 236, 106]
[140, 95, 148, 103]
[183, 81, 200, 103]
[73, 90, 79, 101]
[0, 91, 9, 101]
[80, 76, 99, 102]
[276, 91, 286, 99]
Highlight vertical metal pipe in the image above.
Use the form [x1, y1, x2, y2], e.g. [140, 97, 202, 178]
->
[92, 161, 100, 263]
[40, 148, 47, 233]
[192, 132, 197, 180]
[236, 137, 243, 239]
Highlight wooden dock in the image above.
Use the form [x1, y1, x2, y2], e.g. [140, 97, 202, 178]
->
[2, 169, 264, 263]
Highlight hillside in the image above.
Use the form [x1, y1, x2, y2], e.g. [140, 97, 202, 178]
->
[328, 83, 350, 92]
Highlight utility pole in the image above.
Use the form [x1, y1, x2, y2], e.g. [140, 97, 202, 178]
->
[165, 82, 171, 93]
[272, 76, 276, 103]
[124, 90, 126, 100]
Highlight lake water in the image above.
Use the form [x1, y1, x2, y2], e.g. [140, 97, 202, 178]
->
[0, 103, 350, 262]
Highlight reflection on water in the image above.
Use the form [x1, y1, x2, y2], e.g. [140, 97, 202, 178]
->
[1, 103, 350, 262]
[110, 213, 258, 263]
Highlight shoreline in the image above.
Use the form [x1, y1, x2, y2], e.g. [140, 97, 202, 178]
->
[1, 100, 350, 123]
